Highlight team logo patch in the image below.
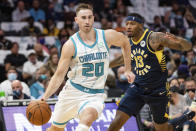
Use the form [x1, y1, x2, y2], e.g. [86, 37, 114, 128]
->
[140, 40, 145, 47]
[98, 42, 104, 48]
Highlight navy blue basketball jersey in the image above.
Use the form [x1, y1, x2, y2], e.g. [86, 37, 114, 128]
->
[130, 29, 168, 88]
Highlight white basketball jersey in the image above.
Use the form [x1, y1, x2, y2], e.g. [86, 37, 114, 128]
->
[67, 28, 110, 89]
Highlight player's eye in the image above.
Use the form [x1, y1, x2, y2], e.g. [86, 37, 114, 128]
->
[82, 16, 86, 19]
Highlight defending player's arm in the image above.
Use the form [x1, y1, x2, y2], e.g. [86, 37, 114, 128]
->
[149, 32, 192, 51]
[42, 39, 75, 100]
[105, 29, 135, 83]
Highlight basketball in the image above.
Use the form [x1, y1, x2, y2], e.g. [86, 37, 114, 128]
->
[26, 100, 52, 126]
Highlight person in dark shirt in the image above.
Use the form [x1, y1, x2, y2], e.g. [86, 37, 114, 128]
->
[20, 16, 41, 36]
[0, 29, 12, 50]
[11, 80, 30, 100]
[4, 42, 27, 71]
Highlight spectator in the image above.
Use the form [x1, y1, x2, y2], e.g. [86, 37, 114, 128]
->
[54, 28, 70, 56]
[184, 78, 196, 106]
[63, 19, 74, 35]
[170, 78, 180, 88]
[177, 64, 190, 79]
[30, 68, 48, 99]
[29, 0, 45, 23]
[186, 50, 196, 66]
[170, 78, 185, 95]
[42, 19, 59, 36]
[150, 15, 165, 32]
[34, 43, 48, 62]
[101, 18, 108, 30]
[169, 86, 192, 131]
[170, 10, 188, 37]
[11, 80, 30, 99]
[4, 42, 27, 71]
[12, 0, 30, 22]
[189, 64, 196, 77]
[42, 53, 59, 77]
[184, 8, 196, 28]
[20, 16, 42, 36]
[22, 50, 43, 82]
[140, 104, 155, 131]
[48, 45, 58, 55]
[52, 0, 63, 13]
[116, 66, 130, 93]
[0, 30, 12, 50]
[0, 66, 30, 100]
[163, 11, 171, 29]
[115, 15, 125, 33]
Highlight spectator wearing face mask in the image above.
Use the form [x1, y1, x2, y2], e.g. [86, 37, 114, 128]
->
[11, 80, 30, 100]
[30, 68, 48, 99]
[184, 78, 196, 106]
[116, 66, 130, 93]
[169, 86, 195, 131]
[169, 78, 185, 95]
[0, 66, 30, 100]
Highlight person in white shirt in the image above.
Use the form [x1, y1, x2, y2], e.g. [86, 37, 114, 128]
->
[22, 49, 43, 81]
[0, 66, 30, 100]
[12, 1, 30, 22]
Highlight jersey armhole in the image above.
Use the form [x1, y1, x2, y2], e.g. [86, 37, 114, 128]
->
[146, 31, 156, 54]
[102, 30, 109, 52]
[70, 37, 77, 58]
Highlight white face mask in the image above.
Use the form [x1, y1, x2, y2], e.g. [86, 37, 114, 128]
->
[120, 74, 127, 81]
[8, 73, 17, 81]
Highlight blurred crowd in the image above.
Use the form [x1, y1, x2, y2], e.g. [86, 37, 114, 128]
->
[0, 0, 196, 130]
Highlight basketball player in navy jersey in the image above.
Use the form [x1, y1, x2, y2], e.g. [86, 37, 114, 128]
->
[41, 3, 135, 131]
[108, 13, 192, 131]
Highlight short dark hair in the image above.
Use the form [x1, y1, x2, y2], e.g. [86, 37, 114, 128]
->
[76, 3, 93, 15]
[7, 66, 16, 73]
[127, 13, 144, 23]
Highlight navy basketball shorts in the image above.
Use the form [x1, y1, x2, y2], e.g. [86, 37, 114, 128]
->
[118, 83, 169, 124]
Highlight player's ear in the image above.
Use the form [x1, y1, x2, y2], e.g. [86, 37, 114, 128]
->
[138, 23, 143, 30]
[75, 16, 78, 24]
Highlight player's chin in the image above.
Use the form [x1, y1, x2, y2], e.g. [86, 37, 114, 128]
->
[127, 33, 133, 37]
[84, 26, 92, 32]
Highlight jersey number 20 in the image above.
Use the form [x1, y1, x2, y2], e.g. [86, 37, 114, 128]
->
[82, 62, 104, 77]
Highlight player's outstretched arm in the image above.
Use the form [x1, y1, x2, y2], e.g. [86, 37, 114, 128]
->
[149, 32, 192, 51]
[105, 29, 135, 83]
[42, 39, 75, 100]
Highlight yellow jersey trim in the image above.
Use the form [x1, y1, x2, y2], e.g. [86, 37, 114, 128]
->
[131, 29, 148, 45]
[146, 31, 167, 71]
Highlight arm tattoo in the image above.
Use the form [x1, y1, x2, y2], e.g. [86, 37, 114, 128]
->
[149, 32, 165, 50]
[149, 32, 190, 51]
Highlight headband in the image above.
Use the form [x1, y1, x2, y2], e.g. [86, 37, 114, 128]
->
[125, 16, 143, 24]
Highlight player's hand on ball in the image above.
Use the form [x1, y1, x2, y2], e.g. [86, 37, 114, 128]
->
[124, 71, 135, 83]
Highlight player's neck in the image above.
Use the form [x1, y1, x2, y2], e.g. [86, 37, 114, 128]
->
[78, 29, 96, 44]
[132, 29, 144, 42]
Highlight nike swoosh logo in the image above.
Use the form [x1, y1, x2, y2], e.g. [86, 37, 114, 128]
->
[159, 91, 166, 95]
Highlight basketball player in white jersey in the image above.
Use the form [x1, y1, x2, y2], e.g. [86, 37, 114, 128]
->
[41, 3, 135, 131]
